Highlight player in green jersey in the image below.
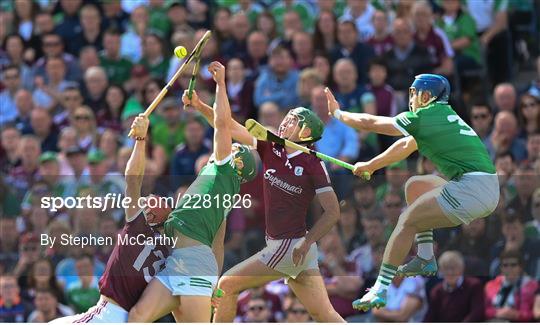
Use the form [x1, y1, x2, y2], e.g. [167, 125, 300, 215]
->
[326, 74, 499, 311]
[128, 61, 257, 322]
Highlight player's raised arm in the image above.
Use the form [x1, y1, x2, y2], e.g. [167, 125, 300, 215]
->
[124, 114, 149, 220]
[209, 61, 233, 161]
[353, 136, 417, 177]
[325, 87, 403, 136]
[182, 90, 255, 147]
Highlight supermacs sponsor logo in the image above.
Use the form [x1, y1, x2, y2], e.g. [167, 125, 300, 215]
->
[264, 169, 303, 195]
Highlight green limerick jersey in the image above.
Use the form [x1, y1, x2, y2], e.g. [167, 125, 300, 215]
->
[393, 103, 495, 179]
[165, 156, 240, 247]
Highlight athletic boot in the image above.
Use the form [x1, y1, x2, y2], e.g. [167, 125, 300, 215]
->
[396, 256, 438, 277]
[352, 289, 387, 312]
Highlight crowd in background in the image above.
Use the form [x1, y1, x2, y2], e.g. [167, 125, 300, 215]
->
[0, 0, 539, 322]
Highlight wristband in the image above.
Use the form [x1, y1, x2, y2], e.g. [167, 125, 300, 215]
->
[333, 109, 342, 120]
[135, 137, 146, 141]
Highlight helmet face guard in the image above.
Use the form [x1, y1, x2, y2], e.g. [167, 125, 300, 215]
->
[232, 144, 257, 183]
[278, 107, 323, 144]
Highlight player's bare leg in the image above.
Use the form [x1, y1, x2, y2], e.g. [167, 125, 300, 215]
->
[213, 254, 283, 322]
[397, 175, 448, 276]
[288, 269, 345, 322]
[177, 296, 212, 322]
[354, 188, 458, 311]
[128, 278, 179, 322]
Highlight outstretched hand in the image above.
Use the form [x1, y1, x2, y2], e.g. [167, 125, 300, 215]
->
[208, 61, 226, 85]
[325, 87, 340, 117]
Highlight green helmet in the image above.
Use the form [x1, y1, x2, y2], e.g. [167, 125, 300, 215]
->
[232, 144, 257, 183]
[288, 107, 324, 143]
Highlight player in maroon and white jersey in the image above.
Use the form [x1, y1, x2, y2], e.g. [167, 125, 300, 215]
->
[185, 92, 344, 322]
[51, 115, 172, 323]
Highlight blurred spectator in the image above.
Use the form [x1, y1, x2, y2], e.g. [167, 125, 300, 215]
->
[485, 250, 538, 322]
[27, 288, 74, 322]
[166, 1, 188, 35]
[528, 56, 540, 98]
[383, 18, 434, 105]
[371, 276, 427, 322]
[366, 10, 393, 56]
[230, 0, 264, 25]
[100, 84, 126, 131]
[518, 93, 539, 139]
[98, 128, 120, 173]
[494, 82, 518, 113]
[485, 111, 527, 162]
[319, 227, 363, 319]
[340, 0, 375, 41]
[221, 12, 250, 61]
[256, 11, 278, 44]
[23, 258, 64, 303]
[332, 58, 368, 113]
[70, 106, 98, 151]
[65, 145, 90, 186]
[297, 68, 323, 107]
[254, 45, 299, 110]
[65, 254, 100, 313]
[312, 53, 332, 86]
[0, 124, 21, 174]
[213, 7, 233, 53]
[12, 234, 41, 284]
[381, 190, 404, 238]
[240, 293, 273, 322]
[237, 287, 282, 323]
[151, 97, 185, 159]
[186, 0, 211, 30]
[465, 0, 512, 85]
[312, 84, 359, 160]
[258, 101, 283, 131]
[54, 86, 83, 129]
[490, 211, 540, 278]
[245, 30, 269, 80]
[102, 0, 130, 33]
[376, 161, 409, 201]
[0, 64, 21, 125]
[6, 135, 41, 200]
[412, 1, 454, 77]
[83, 66, 108, 114]
[26, 108, 58, 152]
[291, 31, 315, 69]
[2, 34, 33, 89]
[470, 99, 493, 141]
[120, 5, 148, 62]
[331, 20, 374, 85]
[283, 294, 310, 322]
[34, 33, 81, 82]
[313, 10, 337, 54]
[13, 88, 34, 134]
[350, 212, 386, 276]
[99, 28, 133, 87]
[53, 0, 82, 41]
[507, 163, 538, 222]
[271, 0, 313, 36]
[336, 199, 363, 253]
[352, 180, 381, 218]
[0, 217, 19, 273]
[524, 188, 540, 239]
[68, 4, 103, 55]
[26, 11, 55, 63]
[140, 33, 169, 80]
[84, 149, 124, 208]
[0, 275, 33, 322]
[226, 57, 256, 124]
[13, 1, 37, 41]
[171, 115, 210, 185]
[424, 251, 485, 322]
[147, 0, 170, 38]
[437, 0, 482, 77]
[445, 218, 492, 276]
[33, 56, 71, 110]
[79, 46, 100, 72]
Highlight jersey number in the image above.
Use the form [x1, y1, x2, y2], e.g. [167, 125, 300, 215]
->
[133, 244, 166, 283]
[447, 115, 477, 136]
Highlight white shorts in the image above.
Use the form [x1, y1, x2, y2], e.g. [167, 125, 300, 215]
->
[257, 236, 319, 279]
[156, 245, 218, 297]
[436, 172, 500, 225]
[51, 298, 128, 323]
